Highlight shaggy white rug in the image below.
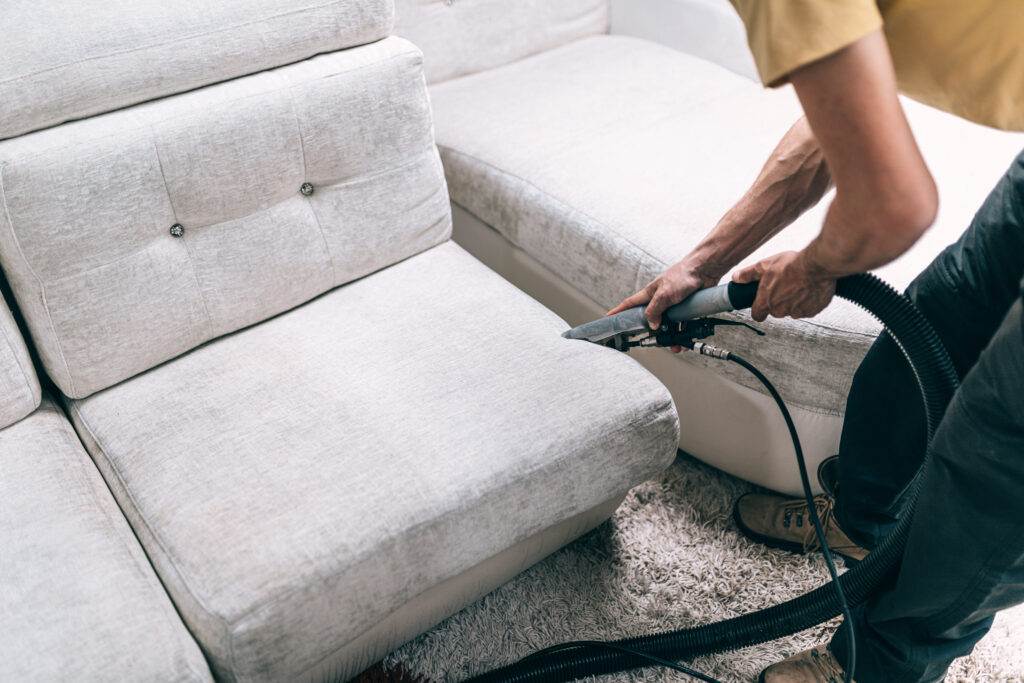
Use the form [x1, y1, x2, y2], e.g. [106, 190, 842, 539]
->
[386, 454, 1024, 682]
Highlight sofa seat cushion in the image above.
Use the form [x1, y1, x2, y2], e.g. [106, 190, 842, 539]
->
[0, 0, 393, 139]
[0, 401, 211, 682]
[67, 241, 678, 682]
[428, 35, 1024, 414]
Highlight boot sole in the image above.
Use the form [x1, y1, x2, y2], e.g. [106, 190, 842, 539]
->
[732, 496, 864, 566]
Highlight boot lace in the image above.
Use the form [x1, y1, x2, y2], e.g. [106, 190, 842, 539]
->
[781, 495, 837, 553]
[809, 646, 848, 682]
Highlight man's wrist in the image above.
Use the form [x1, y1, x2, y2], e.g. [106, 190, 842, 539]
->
[799, 241, 844, 280]
[684, 248, 731, 283]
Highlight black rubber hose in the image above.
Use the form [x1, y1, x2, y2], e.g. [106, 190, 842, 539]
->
[468, 273, 958, 682]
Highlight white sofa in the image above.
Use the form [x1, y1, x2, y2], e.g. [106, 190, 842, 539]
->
[396, 0, 1024, 494]
[0, 1, 678, 680]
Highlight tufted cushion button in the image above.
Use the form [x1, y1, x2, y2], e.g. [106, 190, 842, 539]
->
[169, 223, 185, 238]
[300, 182, 314, 197]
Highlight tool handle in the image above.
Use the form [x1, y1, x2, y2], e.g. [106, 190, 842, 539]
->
[659, 280, 760, 324]
[726, 280, 760, 310]
[564, 281, 763, 342]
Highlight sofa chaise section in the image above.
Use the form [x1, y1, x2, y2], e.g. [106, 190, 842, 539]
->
[0, 24, 679, 682]
[410, 23, 1024, 492]
[0, 299, 211, 682]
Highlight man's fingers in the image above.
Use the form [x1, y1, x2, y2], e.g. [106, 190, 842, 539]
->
[750, 288, 770, 322]
[645, 289, 676, 328]
[732, 263, 762, 284]
[735, 262, 766, 320]
[607, 285, 654, 316]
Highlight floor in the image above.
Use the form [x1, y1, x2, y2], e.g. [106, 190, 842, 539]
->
[372, 454, 1024, 682]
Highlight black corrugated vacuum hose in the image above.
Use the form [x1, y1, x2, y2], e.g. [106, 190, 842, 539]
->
[468, 273, 958, 683]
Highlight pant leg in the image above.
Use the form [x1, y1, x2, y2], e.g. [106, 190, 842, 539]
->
[834, 150, 1024, 549]
[831, 295, 1024, 682]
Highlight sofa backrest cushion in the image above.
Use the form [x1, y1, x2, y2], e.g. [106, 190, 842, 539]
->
[0, 0, 395, 140]
[0, 289, 40, 429]
[394, 0, 609, 83]
[0, 37, 451, 399]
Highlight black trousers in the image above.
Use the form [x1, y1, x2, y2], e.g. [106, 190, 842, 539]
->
[828, 150, 1024, 682]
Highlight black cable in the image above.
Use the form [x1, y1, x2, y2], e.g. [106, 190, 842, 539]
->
[727, 352, 855, 683]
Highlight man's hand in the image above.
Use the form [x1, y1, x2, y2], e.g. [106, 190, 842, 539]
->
[609, 257, 721, 329]
[732, 250, 836, 322]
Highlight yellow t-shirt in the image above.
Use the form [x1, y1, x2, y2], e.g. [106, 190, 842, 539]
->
[729, 0, 1024, 132]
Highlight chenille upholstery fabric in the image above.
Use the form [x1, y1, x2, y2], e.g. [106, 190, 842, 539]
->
[394, 0, 608, 83]
[68, 241, 679, 682]
[0, 37, 450, 399]
[0, 0, 394, 139]
[0, 400, 211, 682]
[427, 35, 1024, 414]
[0, 291, 39, 428]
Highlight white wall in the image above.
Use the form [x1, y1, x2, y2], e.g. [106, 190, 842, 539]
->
[610, 0, 759, 82]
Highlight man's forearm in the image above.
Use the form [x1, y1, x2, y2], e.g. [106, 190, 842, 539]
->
[688, 116, 832, 278]
[802, 179, 936, 278]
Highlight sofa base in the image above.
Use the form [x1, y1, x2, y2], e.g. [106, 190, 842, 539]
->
[298, 493, 626, 682]
[453, 203, 840, 495]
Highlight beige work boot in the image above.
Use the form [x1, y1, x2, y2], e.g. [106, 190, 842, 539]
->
[733, 492, 869, 562]
[759, 645, 851, 682]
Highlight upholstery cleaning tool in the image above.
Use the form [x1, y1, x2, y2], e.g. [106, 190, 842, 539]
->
[470, 274, 958, 682]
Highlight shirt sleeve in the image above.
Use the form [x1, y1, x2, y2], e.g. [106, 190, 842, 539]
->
[729, 0, 884, 87]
